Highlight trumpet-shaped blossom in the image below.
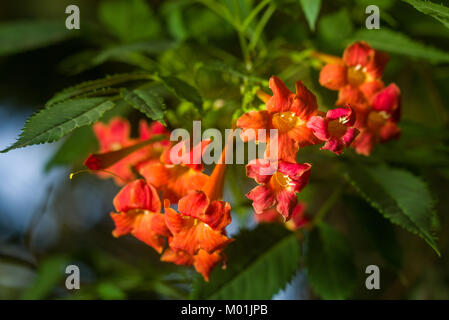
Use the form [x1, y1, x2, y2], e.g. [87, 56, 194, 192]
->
[164, 192, 232, 255]
[319, 41, 388, 114]
[161, 142, 233, 281]
[307, 106, 359, 154]
[139, 140, 211, 203]
[110, 179, 171, 253]
[237, 76, 320, 162]
[352, 84, 401, 155]
[317, 42, 402, 155]
[246, 159, 311, 220]
[87, 117, 169, 184]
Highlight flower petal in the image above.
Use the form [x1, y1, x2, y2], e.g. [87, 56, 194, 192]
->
[132, 212, 170, 253]
[266, 76, 294, 112]
[352, 130, 375, 156]
[371, 83, 400, 113]
[254, 208, 279, 223]
[247, 185, 276, 214]
[178, 190, 210, 221]
[164, 206, 188, 235]
[343, 41, 373, 68]
[275, 189, 297, 220]
[93, 117, 130, 151]
[113, 179, 161, 213]
[236, 110, 272, 142]
[359, 80, 384, 102]
[319, 63, 347, 90]
[193, 250, 222, 282]
[307, 115, 329, 141]
[322, 137, 345, 154]
[380, 121, 401, 141]
[161, 247, 194, 266]
[278, 162, 311, 192]
[290, 81, 319, 119]
[110, 211, 137, 237]
[204, 200, 232, 230]
[246, 159, 275, 184]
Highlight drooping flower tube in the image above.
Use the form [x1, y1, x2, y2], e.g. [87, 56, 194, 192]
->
[109, 179, 171, 253]
[307, 105, 359, 154]
[85, 117, 169, 185]
[237, 76, 320, 163]
[246, 159, 311, 220]
[162, 137, 233, 281]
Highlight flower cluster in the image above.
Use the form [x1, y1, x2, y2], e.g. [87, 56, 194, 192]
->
[84, 41, 401, 282]
[85, 117, 232, 281]
[318, 41, 401, 155]
[236, 76, 359, 223]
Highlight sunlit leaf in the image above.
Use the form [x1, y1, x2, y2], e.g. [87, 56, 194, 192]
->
[300, 0, 321, 31]
[121, 88, 165, 123]
[46, 73, 152, 107]
[1, 98, 115, 152]
[402, 0, 449, 29]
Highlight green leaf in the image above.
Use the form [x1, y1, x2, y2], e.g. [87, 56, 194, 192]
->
[300, 0, 321, 31]
[45, 100, 132, 171]
[159, 75, 203, 107]
[350, 28, 449, 63]
[346, 195, 403, 269]
[121, 88, 165, 123]
[318, 9, 354, 47]
[44, 126, 97, 172]
[1, 98, 115, 153]
[402, 0, 449, 29]
[191, 224, 300, 299]
[344, 163, 440, 255]
[46, 72, 152, 107]
[98, 0, 161, 42]
[0, 20, 74, 57]
[305, 223, 356, 300]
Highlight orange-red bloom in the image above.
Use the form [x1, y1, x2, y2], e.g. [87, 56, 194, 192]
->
[164, 192, 232, 255]
[317, 42, 401, 155]
[110, 179, 171, 253]
[246, 159, 311, 220]
[307, 105, 359, 154]
[139, 140, 211, 203]
[352, 83, 401, 155]
[161, 141, 233, 281]
[237, 76, 320, 162]
[319, 41, 388, 112]
[87, 117, 169, 184]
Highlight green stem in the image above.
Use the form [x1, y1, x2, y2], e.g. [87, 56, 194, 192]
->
[313, 183, 345, 225]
